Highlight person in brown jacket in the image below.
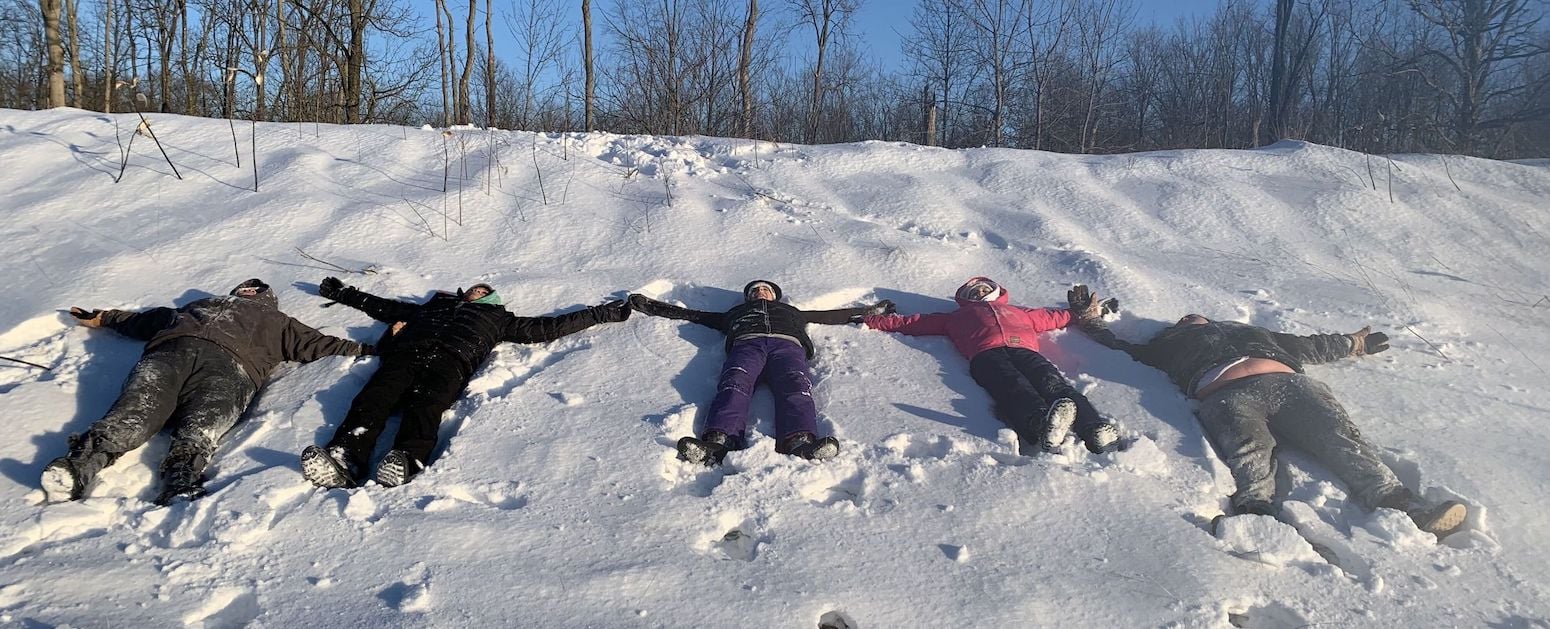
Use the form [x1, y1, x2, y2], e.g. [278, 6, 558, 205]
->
[43, 279, 371, 505]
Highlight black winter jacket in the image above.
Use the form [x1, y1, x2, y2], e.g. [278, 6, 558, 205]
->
[99, 291, 367, 386]
[330, 287, 610, 379]
[1080, 318, 1354, 394]
[630, 295, 867, 359]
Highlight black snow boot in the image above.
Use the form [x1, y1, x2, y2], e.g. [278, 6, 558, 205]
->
[40, 433, 119, 503]
[374, 449, 424, 487]
[156, 444, 211, 506]
[40, 457, 89, 503]
[677, 430, 732, 467]
[1039, 398, 1078, 453]
[301, 445, 361, 489]
[1080, 422, 1121, 454]
[780, 433, 840, 462]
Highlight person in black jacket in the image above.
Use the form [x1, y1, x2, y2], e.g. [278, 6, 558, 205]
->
[45, 279, 371, 505]
[1067, 285, 1468, 539]
[302, 278, 630, 488]
[629, 280, 893, 466]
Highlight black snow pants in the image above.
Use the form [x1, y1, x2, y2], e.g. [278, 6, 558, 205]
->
[1195, 373, 1410, 512]
[326, 349, 466, 471]
[69, 337, 257, 491]
[968, 347, 1105, 448]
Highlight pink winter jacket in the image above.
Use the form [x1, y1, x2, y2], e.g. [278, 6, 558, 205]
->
[863, 277, 1073, 359]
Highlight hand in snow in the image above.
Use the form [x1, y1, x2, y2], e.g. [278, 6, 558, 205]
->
[1067, 285, 1111, 322]
[1100, 297, 1120, 316]
[869, 300, 896, 316]
[628, 294, 666, 317]
[1347, 326, 1390, 356]
[69, 307, 103, 328]
[318, 277, 347, 300]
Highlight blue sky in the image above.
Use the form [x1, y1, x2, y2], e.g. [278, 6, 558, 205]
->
[410, 0, 1233, 72]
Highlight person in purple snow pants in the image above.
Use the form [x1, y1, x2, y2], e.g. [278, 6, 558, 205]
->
[629, 280, 894, 466]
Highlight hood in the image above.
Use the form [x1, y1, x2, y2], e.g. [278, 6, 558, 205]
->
[230, 278, 278, 308]
[743, 279, 784, 302]
[954, 276, 1010, 306]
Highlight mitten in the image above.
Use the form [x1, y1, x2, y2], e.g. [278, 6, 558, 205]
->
[318, 277, 347, 300]
[1347, 326, 1390, 356]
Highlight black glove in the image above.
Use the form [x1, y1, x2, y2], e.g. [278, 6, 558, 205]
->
[318, 276, 346, 300]
[592, 299, 631, 323]
[628, 294, 666, 317]
[1067, 285, 1111, 321]
[358, 343, 377, 356]
[869, 300, 896, 316]
[1100, 298, 1120, 315]
[1347, 326, 1390, 356]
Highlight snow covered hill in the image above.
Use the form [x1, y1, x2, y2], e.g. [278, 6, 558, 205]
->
[1, 108, 1547, 627]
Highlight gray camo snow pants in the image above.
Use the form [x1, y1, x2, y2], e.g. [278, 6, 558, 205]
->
[1195, 372, 1409, 512]
[72, 337, 257, 488]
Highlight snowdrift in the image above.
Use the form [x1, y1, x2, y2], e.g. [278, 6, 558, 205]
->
[1, 109, 1547, 627]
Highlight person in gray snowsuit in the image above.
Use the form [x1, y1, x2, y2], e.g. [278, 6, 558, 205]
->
[1066, 285, 1468, 539]
[43, 279, 371, 505]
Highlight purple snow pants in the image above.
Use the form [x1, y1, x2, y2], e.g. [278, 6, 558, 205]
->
[704, 337, 819, 443]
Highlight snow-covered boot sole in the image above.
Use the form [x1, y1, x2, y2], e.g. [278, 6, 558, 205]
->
[374, 450, 421, 487]
[1412, 501, 1468, 538]
[1040, 399, 1078, 453]
[301, 445, 357, 489]
[796, 436, 841, 461]
[676, 436, 729, 467]
[40, 458, 85, 503]
[1084, 423, 1121, 453]
[154, 485, 209, 506]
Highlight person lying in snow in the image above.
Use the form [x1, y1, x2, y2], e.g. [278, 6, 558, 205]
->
[45, 279, 371, 506]
[629, 280, 894, 466]
[861, 277, 1122, 455]
[1066, 285, 1468, 539]
[302, 278, 630, 488]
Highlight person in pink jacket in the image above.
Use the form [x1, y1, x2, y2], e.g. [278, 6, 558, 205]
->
[863, 277, 1120, 454]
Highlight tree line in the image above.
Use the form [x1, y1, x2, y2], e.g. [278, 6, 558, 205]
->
[3, 0, 1546, 158]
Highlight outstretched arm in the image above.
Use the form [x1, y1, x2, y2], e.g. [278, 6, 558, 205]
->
[862, 311, 951, 336]
[628, 294, 726, 330]
[504, 300, 631, 344]
[281, 317, 372, 361]
[1272, 328, 1374, 365]
[802, 299, 896, 326]
[317, 277, 420, 323]
[73, 306, 178, 341]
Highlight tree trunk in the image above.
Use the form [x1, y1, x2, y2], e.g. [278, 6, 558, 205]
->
[582, 0, 594, 131]
[67, 0, 81, 106]
[42, 0, 66, 107]
[484, 0, 495, 127]
[436, 0, 450, 126]
[102, 0, 112, 112]
[739, 0, 757, 138]
[459, 0, 475, 125]
[1267, 0, 1292, 143]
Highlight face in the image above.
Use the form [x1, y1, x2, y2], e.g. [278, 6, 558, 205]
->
[235, 286, 264, 297]
[748, 284, 776, 301]
[1177, 314, 1210, 326]
[964, 281, 996, 301]
[464, 285, 491, 302]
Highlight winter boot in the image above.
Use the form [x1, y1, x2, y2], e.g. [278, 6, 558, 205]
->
[40, 457, 89, 503]
[1408, 500, 1468, 539]
[374, 449, 424, 487]
[788, 435, 841, 461]
[154, 481, 209, 506]
[1081, 422, 1121, 454]
[1211, 499, 1279, 536]
[1040, 398, 1078, 453]
[301, 445, 361, 489]
[677, 430, 732, 467]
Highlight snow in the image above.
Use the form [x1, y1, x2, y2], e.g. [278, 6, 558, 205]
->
[1, 107, 1548, 627]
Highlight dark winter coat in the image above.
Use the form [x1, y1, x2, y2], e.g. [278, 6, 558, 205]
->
[1079, 318, 1355, 393]
[628, 281, 868, 359]
[328, 287, 611, 379]
[99, 290, 368, 386]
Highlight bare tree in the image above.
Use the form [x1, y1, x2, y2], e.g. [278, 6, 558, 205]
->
[738, 0, 757, 137]
[791, 0, 861, 144]
[42, 0, 66, 106]
[582, 0, 593, 130]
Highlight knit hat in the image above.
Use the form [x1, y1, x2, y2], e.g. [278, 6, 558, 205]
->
[230, 278, 270, 296]
[956, 279, 1000, 302]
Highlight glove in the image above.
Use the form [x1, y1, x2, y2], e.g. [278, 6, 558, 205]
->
[592, 299, 631, 323]
[1066, 285, 1108, 322]
[628, 294, 666, 317]
[869, 300, 896, 316]
[69, 307, 104, 328]
[358, 344, 377, 356]
[1347, 326, 1390, 356]
[318, 276, 346, 300]
[1100, 298, 1119, 315]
